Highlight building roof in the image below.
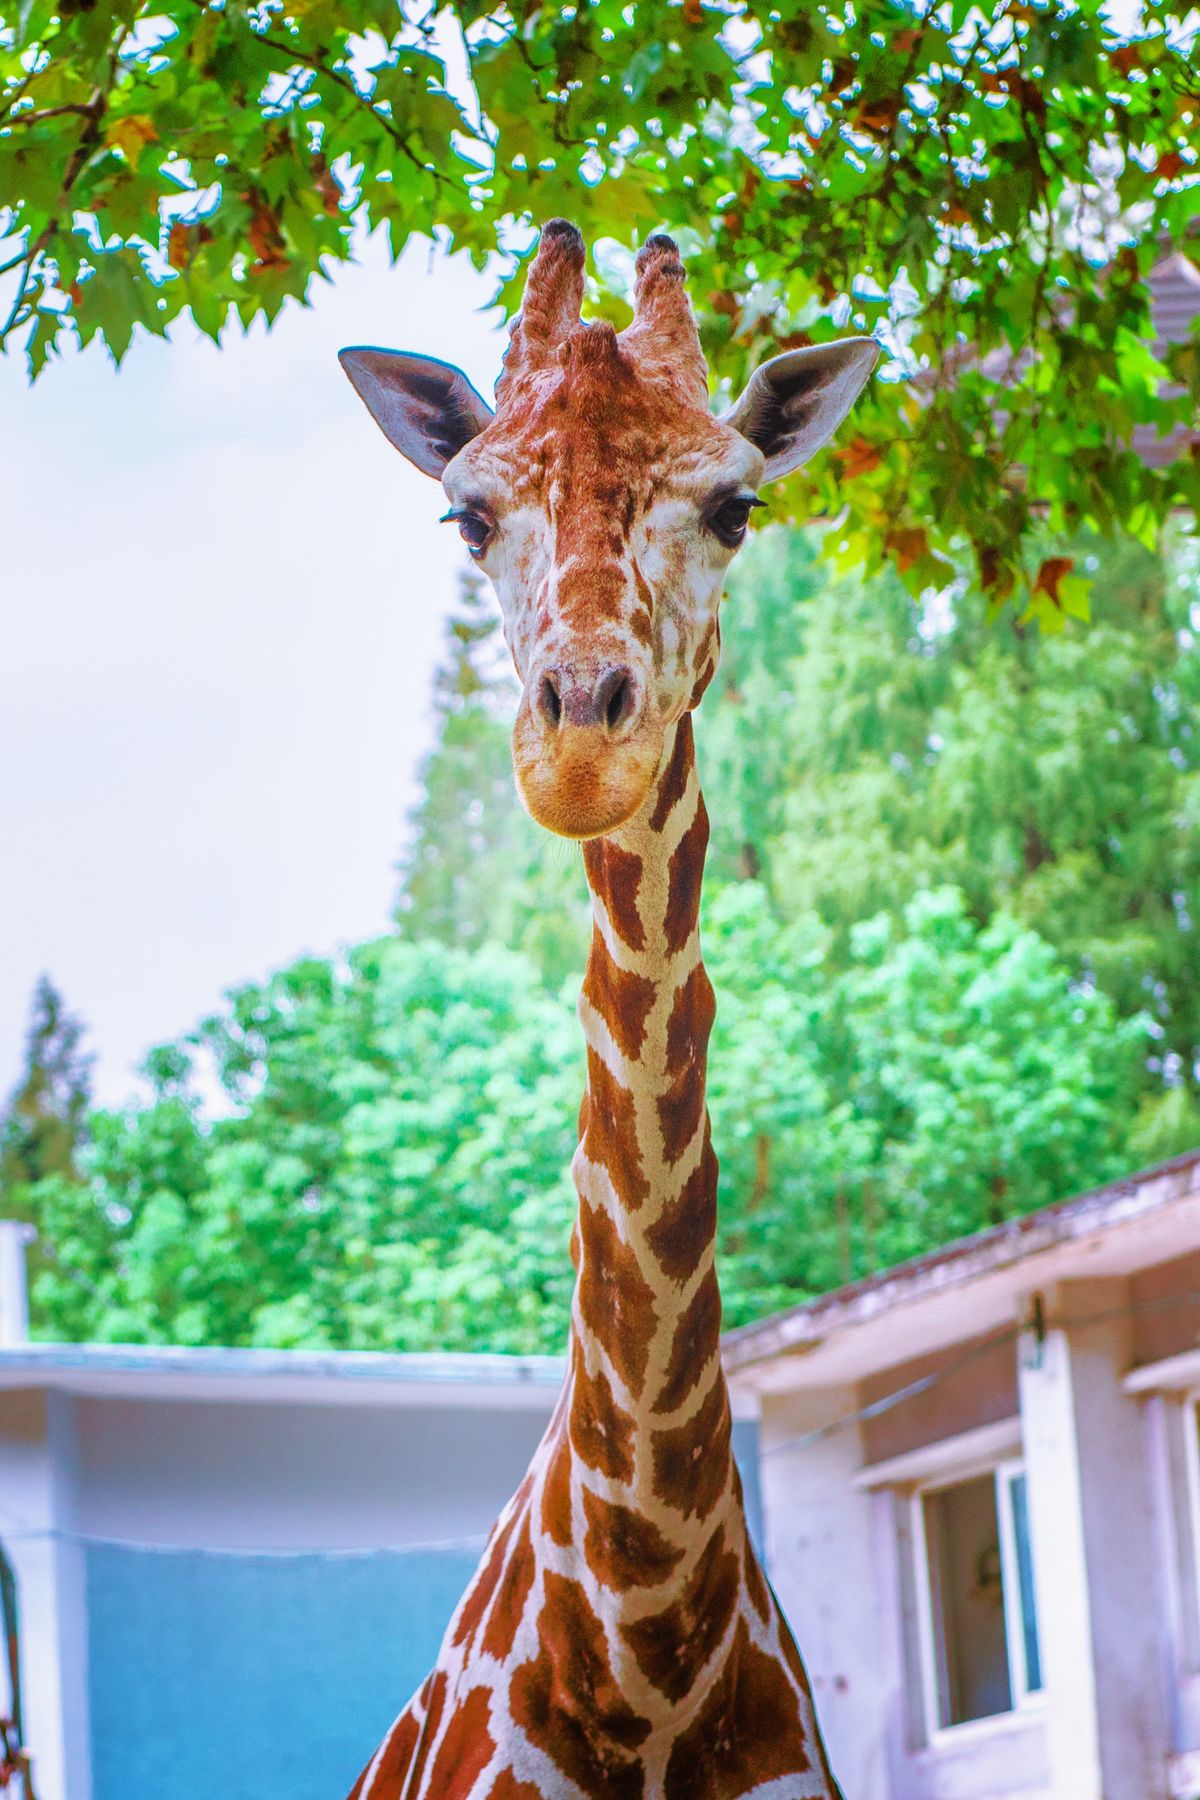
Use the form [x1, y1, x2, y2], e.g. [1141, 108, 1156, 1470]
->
[9, 1149, 1200, 1410]
[0, 1342, 566, 1410]
[723, 1147, 1200, 1394]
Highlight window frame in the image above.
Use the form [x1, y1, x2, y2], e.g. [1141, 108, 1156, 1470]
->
[911, 1455, 1046, 1747]
[1183, 1392, 1200, 1660]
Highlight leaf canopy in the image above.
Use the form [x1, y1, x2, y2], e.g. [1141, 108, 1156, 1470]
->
[1, 0, 1197, 619]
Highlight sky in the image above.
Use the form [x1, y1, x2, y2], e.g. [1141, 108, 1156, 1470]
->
[0, 235, 506, 1105]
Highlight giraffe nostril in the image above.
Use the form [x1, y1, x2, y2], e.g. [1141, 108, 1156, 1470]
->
[539, 672, 563, 729]
[597, 667, 636, 735]
[605, 677, 629, 732]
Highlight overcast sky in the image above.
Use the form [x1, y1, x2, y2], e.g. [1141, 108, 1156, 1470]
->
[0, 235, 506, 1105]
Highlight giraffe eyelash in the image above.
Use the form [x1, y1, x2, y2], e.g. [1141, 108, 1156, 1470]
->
[440, 506, 494, 556]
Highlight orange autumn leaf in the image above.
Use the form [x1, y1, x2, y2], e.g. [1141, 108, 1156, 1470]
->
[977, 543, 1016, 599]
[887, 527, 928, 572]
[835, 436, 884, 477]
[1034, 556, 1074, 606]
[106, 114, 158, 171]
[855, 97, 900, 137]
[682, 0, 704, 23]
[1110, 43, 1143, 76]
[1158, 151, 1185, 180]
[168, 221, 191, 271]
[245, 193, 288, 272]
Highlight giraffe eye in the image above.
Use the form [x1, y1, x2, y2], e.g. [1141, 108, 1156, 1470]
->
[441, 508, 493, 557]
[707, 493, 762, 549]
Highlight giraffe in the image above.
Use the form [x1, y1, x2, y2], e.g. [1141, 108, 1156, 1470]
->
[339, 220, 877, 1800]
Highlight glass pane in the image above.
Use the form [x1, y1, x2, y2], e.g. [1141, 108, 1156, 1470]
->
[1008, 1472, 1043, 1694]
[924, 1475, 1013, 1726]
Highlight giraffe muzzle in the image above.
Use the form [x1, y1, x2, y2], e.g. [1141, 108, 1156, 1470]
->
[513, 660, 663, 840]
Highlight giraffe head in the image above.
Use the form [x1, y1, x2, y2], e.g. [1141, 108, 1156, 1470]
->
[341, 222, 876, 839]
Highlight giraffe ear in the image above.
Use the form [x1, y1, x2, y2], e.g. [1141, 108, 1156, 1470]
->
[723, 338, 879, 482]
[339, 348, 494, 478]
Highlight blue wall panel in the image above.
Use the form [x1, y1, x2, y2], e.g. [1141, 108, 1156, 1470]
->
[85, 1427, 761, 1798]
[86, 1545, 478, 1800]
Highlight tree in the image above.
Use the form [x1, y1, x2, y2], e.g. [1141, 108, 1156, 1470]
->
[396, 570, 590, 991]
[0, 974, 92, 1201]
[703, 522, 1200, 1119]
[2, 0, 1196, 622]
[28, 880, 1144, 1347]
[706, 881, 1147, 1322]
[29, 939, 583, 1349]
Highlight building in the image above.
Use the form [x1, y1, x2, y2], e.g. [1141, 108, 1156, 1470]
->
[6, 1148, 1200, 1800]
[0, 1252, 762, 1800]
[726, 1147, 1200, 1800]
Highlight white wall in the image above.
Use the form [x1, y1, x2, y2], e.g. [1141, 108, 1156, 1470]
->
[760, 1385, 896, 1800]
[0, 1391, 92, 1800]
[71, 1392, 554, 1551]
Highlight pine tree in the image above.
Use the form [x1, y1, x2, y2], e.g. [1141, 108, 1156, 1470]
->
[0, 976, 94, 1210]
[395, 572, 589, 989]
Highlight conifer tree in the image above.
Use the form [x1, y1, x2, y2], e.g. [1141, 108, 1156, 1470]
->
[0, 975, 93, 1209]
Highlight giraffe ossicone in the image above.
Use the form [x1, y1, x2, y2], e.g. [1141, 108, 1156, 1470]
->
[340, 222, 876, 1800]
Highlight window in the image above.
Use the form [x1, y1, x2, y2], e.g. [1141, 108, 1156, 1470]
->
[915, 1461, 1043, 1735]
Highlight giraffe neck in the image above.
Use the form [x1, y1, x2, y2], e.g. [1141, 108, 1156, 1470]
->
[567, 712, 733, 1530]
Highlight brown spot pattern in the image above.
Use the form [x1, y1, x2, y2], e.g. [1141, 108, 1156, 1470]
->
[452, 1506, 519, 1648]
[541, 1430, 574, 1549]
[570, 1358, 636, 1482]
[424, 1685, 496, 1797]
[663, 1619, 810, 1799]
[484, 1777, 542, 1800]
[658, 1078, 708, 1173]
[655, 1269, 722, 1415]
[652, 1374, 732, 1520]
[577, 1200, 656, 1396]
[346, 1702, 418, 1799]
[622, 1523, 740, 1704]
[664, 797, 708, 954]
[582, 1487, 685, 1592]
[584, 839, 646, 951]
[689, 656, 717, 707]
[402, 1670, 446, 1797]
[480, 1514, 536, 1661]
[645, 1132, 719, 1284]
[648, 714, 694, 833]
[583, 1049, 650, 1209]
[584, 944, 657, 1063]
[665, 962, 716, 1077]
[511, 1572, 651, 1798]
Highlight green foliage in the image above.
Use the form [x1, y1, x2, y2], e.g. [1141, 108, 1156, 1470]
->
[31, 939, 582, 1349]
[705, 524, 1200, 1084]
[706, 882, 1145, 1322]
[28, 875, 1143, 1346]
[20, 527, 1200, 1349]
[3, 0, 1197, 616]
